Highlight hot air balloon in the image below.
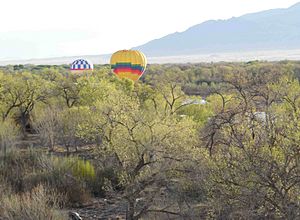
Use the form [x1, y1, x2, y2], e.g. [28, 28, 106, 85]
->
[110, 50, 147, 81]
[70, 58, 93, 74]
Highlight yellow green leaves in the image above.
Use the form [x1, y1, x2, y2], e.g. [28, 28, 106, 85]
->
[51, 156, 95, 181]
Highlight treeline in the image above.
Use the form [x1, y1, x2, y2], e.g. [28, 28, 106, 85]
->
[0, 61, 300, 219]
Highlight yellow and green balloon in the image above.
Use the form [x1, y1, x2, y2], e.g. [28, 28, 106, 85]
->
[110, 50, 147, 81]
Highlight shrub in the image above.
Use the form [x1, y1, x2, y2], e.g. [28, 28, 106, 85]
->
[71, 158, 95, 180]
[0, 149, 96, 206]
[0, 148, 40, 192]
[0, 119, 20, 153]
[86, 167, 122, 197]
[0, 184, 67, 220]
[36, 155, 95, 206]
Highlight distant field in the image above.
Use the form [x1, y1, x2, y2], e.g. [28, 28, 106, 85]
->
[1, 49, 300, 65]
[149, 49, 300, 63]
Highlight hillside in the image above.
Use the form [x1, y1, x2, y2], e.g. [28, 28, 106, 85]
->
[2, 3, 300, 65]
[133, 2, 300, 56]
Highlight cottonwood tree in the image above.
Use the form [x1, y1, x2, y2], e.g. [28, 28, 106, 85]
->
[148, 69, 192, 116]
[54, 75, 83, 108]
[202, 73, 300, 219]
[33, 106, 89, 152]
[79, 85, 199, 219]
[0, 73, 49, 134]
[16, 73, 49, 134]
[0, 73, 24, 121]
[33, 106, 62, 152]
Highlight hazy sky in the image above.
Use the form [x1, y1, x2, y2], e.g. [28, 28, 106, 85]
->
[0, 0, 299, 59]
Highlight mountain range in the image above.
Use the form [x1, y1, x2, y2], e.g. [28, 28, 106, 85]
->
[133, 2, 300, 56]
[1, 2, 300, 65]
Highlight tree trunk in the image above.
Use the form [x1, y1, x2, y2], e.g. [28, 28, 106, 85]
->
[126, 199, 135, 220]
[49, 133, 55, 152]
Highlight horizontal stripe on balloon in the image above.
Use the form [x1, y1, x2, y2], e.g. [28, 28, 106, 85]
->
[111, 62, 146, 67]
[111, 63, 145, 71]
[112, 66, 144, 72]
[113, 68, 143, 75]
[70, 68, 93, 70]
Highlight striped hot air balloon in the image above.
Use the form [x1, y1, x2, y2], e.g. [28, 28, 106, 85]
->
[70, 59, 93, 74]
[110, 50, 147, 81]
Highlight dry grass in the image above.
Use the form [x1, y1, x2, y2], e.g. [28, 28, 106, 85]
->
[0, 184, 67, 220]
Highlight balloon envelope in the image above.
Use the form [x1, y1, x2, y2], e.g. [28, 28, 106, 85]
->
[70, 59, 93, 74]
[110, 50, 147, 81]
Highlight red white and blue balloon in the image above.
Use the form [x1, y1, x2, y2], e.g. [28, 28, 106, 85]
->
[70, 59, 93, 74]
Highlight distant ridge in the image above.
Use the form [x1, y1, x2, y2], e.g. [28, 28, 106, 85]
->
[1, 49, 300, 65]
[133, 2, 300, 56]
[0, 54, 111, 66]
[1, 2, 300, 65]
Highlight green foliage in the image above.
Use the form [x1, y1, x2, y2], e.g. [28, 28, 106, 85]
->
[177, 100, 213, 126]
[61, 156, 95, 181]
[1, 62, 300, 218]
